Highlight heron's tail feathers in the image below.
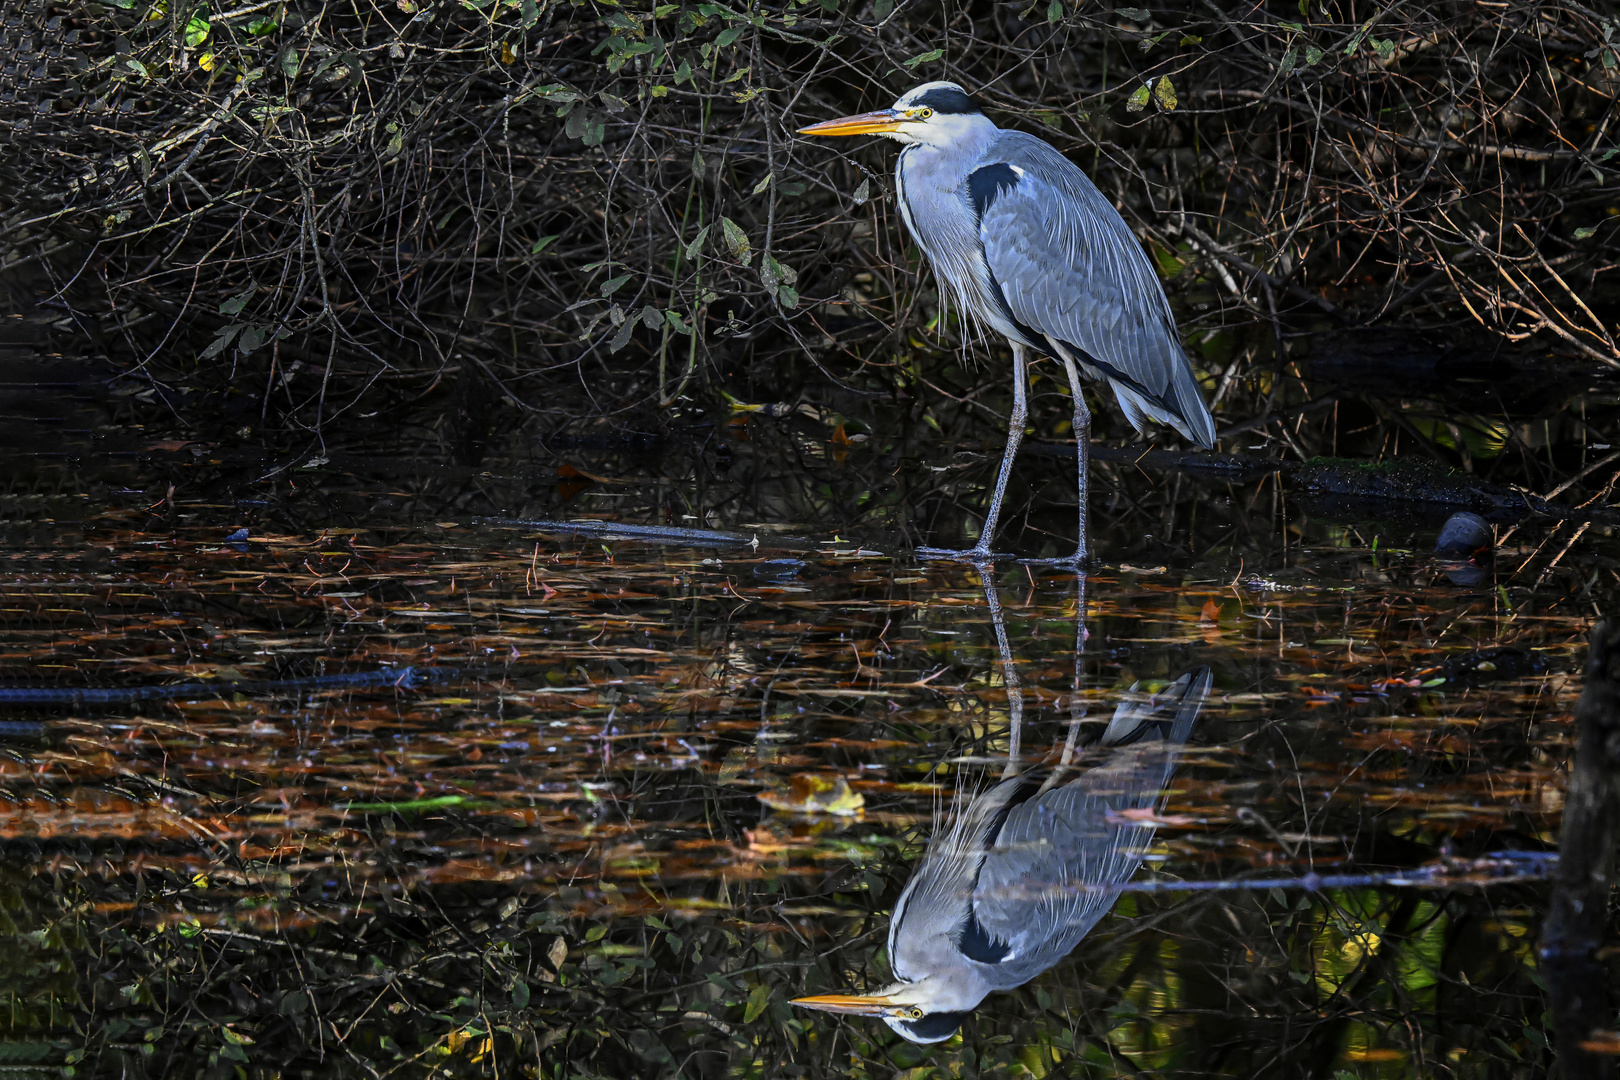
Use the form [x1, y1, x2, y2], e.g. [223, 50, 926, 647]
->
[1099, 667, 1212, 749]
[1109, 369, 1216, 450]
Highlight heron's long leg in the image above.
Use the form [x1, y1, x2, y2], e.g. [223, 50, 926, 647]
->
[1059, 356, 1091, 564]
[918, 343, 1027, 562]
[979, 342, 1030, 555]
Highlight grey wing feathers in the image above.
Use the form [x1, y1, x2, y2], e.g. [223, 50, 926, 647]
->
[978, 131, 1216, 448]
[968, 668, 1212, 982]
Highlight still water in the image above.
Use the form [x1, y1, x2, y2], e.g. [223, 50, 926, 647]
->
[0, 349, 1610, 1077]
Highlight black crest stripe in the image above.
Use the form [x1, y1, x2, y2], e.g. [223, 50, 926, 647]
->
[912, 86, 980, 115]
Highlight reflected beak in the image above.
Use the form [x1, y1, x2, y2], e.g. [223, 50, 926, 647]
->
[790, 993, 898, 1016]
[797, 110, 905, 137]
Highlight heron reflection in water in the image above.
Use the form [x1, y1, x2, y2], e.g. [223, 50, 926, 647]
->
[792, 580, 1211, 1043]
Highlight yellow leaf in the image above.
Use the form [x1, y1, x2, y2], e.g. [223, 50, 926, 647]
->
[1153, 75, 1177, 110]
[198, 52, 215, 70]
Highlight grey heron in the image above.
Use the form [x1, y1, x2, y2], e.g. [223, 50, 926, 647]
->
[800, 82, 1216, 564]
[790, 667, 1211, 1044]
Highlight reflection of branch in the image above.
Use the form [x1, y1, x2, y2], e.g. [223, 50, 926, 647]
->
[1542, 622, 1620, 1079]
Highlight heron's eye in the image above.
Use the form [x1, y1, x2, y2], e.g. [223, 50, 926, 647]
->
[907, 1007, 924, 1020]
[914, 107, 934, 120]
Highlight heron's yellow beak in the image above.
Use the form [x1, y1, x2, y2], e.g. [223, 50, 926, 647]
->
[789, 993, 899, 1016]
[797, 110, 904, 137]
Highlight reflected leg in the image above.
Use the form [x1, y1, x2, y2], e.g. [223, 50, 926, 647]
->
[979, 567, 1024, 781]
[919, 343, 1028, 564]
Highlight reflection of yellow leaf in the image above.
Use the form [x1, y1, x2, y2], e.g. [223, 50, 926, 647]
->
[758, 774, 864, 816]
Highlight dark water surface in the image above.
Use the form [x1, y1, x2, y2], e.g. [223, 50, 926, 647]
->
[2, 342, 1617, 1078]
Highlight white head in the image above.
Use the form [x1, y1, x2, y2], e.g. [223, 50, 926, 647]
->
[790, 972, 989, 1044]
[798, 81, 993, 149]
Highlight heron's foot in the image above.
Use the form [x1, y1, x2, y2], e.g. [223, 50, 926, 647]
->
[916, 545, 1013, 565]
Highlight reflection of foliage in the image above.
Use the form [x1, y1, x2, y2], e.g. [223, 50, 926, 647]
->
[0, 868, 82, 1037]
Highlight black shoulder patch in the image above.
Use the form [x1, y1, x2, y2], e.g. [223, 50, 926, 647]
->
[912, 86, 980, 115]
[896, 1010, 971, 1043]
[967, 163, 1021, 224]
[958, 908, 1013, 964]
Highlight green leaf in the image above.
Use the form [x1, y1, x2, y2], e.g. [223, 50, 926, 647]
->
[870, 0, 893, 18]
[1574, 225, 1599, 239]
[219, 289, 254, 316]
[126, 58, 151, 78]
[341, 795, 466, 812]
[751, 172, 772, 195]
[665, 310, 693, 335]
[184, 14, 210, 47]
[776, 285, 799, 308]
[585, 924, 608, 942]
[851, 177, 870, 206]
[600, 273, 633, 297]
[903, 48, 943, 68]
[531, 234, 559, 254]
[1152, 75, 1177, 110]
[1114, 6, 1149, 20]
[1179, 33, 1202, 45]
[511, 981, 531, 1010]
[238, 326, 267, 354]
[743, 983, 772, 1023]
[245, 16, 277, 34]
[1126, 83, 1151, 112]
[1371, 36, 1394, 61]
[1047, 0, 1062, 23]
[522, 0, 538, 26]
[1303, 44, 1322, 65]
[201, 324, 242, 359]
[720, 216, 751, 261]
[609, 315, 637, 353]
[280, 48, 300, 77]
[1278, 46, 1297, 77]
[716, 26, 742, 47]
[683, 224, 710, 259]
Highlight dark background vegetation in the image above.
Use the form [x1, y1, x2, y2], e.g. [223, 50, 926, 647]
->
[4, 0, 1620, 467]
[3, 0, 1620, 1076]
